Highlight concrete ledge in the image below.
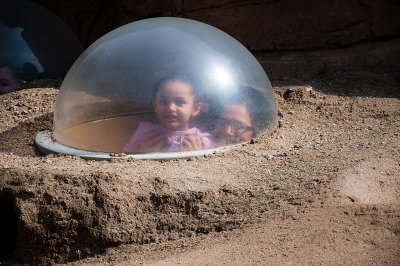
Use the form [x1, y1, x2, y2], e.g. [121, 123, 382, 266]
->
[255, 38, 400, 80]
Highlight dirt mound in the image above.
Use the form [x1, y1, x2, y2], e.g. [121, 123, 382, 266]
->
[1, 72, 399, 264]
[336, 155, 400, 205]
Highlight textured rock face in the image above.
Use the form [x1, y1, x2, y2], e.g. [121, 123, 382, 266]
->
[256, 38, 400, 80]
[1, 167, 256, 264]
[32, 0, 400, 50]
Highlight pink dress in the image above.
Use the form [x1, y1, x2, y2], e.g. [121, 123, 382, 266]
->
[122, 122, 214, 153]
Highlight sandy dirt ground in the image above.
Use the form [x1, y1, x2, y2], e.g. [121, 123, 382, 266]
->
[1, 70, 399, 265]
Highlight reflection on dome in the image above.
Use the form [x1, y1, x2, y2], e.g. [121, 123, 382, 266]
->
[0, 0, 83, 92]
[36, 17, 278, 159]
[0, 23, 43, 73]
[208, 64, 235, 89]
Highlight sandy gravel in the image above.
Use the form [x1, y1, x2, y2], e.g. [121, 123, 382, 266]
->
[1, 70, 399, 265]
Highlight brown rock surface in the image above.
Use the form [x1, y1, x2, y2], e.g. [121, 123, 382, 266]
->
[32, 0, 400, 50]
[256, 38, 400, 80]
[27, 1, 400, 81]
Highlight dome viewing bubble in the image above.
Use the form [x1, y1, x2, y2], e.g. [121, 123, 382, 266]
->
[36, 17, 278, 159]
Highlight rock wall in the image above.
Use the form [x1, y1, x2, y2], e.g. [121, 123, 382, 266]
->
[32, 0, 400, 51]
[1, 167, 260, 264]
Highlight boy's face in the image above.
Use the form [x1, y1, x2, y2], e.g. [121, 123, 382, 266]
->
[153, 80, 201, 131]
[214, 104, 253, 144]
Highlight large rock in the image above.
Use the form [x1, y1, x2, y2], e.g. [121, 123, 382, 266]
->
[256, 38, 400, 80]
[0, 165, 258, 264]
[32, 0, 400, 50]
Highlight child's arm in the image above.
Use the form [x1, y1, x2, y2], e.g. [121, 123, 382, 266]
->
[179, 135, 202, 151]
[136, 130, 168, 153]
[179, 130, 214, 151]
[122, 122, 168, 153]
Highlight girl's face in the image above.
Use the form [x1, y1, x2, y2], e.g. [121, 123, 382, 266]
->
[152, 80, 202, 131]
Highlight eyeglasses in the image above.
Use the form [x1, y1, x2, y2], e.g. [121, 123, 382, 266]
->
[214, 118, 253, 134]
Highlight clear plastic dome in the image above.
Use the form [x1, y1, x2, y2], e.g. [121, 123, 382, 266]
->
[0, 0, 83, 92]
[52, 17, 277, 156]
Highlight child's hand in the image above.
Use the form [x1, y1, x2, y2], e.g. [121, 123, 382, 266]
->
[179, 135, 202, 151]
[136, 130, 168, 153]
